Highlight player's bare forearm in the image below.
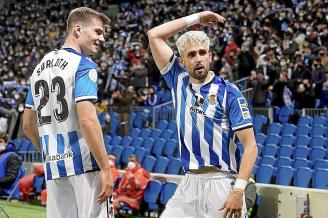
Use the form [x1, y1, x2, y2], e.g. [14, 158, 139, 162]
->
[22, 108, 41, 152]
[147, 11, 225, 70]
[236, 128, 258, 181]
[77, 101, 110, 172]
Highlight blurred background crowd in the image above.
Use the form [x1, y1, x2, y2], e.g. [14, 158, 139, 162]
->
[0, 0, 328, 137]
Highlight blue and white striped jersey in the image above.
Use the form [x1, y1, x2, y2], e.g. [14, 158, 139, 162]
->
[25, 48, 100, 180]
[161, 56, 253, 174]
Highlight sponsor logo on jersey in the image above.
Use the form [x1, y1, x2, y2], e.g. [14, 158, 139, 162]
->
[45, 151, 74, 162]
[237, 97, 251, 119]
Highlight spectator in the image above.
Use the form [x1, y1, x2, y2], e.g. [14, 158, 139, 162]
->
[114, 154, 150, 212]
[144, 87, 160, 106]
[0, 132, 22, 196]
[318, 47, 328, 72]
[271, 70, 292, 107]
[108, 154, 120, 185]
[311, 57, 327, 106]
[101, 113, 111, 135]
[247, 71, 270, 107]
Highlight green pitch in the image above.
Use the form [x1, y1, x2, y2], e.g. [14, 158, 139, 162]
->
[0, 200, 46, 218]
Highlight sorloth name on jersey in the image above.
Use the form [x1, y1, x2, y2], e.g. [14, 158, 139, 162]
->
[36, 58, 69, 76]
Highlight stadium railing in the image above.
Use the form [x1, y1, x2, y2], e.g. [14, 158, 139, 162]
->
[301, 108, 326, 117]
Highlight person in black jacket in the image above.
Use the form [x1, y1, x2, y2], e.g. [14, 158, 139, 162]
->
[0, 132, 22, 194]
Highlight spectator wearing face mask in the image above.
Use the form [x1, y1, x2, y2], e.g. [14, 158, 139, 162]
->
[0, 132, 22, 196]
[311, 57, 326, 106]
[108, 155, 119, 185]
[114, 154, 150, 212]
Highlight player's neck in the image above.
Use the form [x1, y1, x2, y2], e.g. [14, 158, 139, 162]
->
[62, 37, 81, 54]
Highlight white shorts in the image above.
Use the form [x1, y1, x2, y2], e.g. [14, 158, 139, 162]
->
[46, 171, 113, 218]
[160, 172, 247, 218]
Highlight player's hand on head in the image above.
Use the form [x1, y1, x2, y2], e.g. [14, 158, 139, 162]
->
[97, 170, 114, 203]
[198, 11, 226, 26]
[219, 190, 243, 218]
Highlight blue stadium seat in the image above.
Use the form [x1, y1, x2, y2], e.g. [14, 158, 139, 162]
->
[276, 166, 294, 186]
[121, 136, 133, 147]
[130, 128, 141, 138]
[294, 167, 312, 188]
[281, 124, 296, 137]
[33, 175, 45, 195]
[133, 113, 146, 129]
[256, 164, 274, 184]
[105, 144, 113, 154]
[265, 134, 280, 145]
[167, 121, 177, 132]
[253, 115, 268, 133]
[295, 136, 311, 147]
[255, 133, 266, 145]
[310, 136, 326, 148]
[276, 157, 293, 168]
[262, 144, 278, 157]
[163, 139, 178, 158]
[312, 169, 328, 189]
[111, 136, 122, 146]
[160, 129, 174, 140]
[131, 137, 143, 148]
[153, 156, 169, 173]
[278, 107, 294, 124]
[296, 126, 311, 137]
[311, 126, 326, 137]
[160, 182, 178, 205]
[129, 112, 137, 130]
[261, 156, 276, 166]
[120, 146, 136, 166]
[111, 146, 124, 165]
[142, 155, 156, 172]
[166, 158, 182, 175]
[279, 136, 295, 147]
[313, 116, 327, 127]
[294, 147, 309, 159]
[267, 122, 283, 136]
[134, 147, 146, 163]
[293, 158, 310, 169]
[156, 120, 169, 130]
[313, 159, 328, 170]
[278, 145, 293, 158]
[139, 128, 152, 139]
[310, 147, 326, 160]
[150, 129, 162, 139]
[143, 180, 162, 212]
[103, 135, 112, 145]
[152, 139, 166, 157]
[297, 116, 313, 127]
[142, 138, 155, 154]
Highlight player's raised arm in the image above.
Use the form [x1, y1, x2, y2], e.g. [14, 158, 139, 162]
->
[147, 11, 225, 71]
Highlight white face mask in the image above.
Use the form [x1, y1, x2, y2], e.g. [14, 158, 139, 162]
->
[0, 144, 6, 151]
[127, 161, 136, 169]
[108, 160, 115, 166]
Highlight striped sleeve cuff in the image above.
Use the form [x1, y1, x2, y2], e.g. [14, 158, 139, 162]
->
[232, 123, 253, 131]
[25, 104, 36, 111]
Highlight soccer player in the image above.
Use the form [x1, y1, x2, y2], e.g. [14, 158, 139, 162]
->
[23, 7, 114, 218]
[147, 11, 258, 218]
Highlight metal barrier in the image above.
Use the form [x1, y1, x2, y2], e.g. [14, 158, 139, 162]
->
[234, 76, 250, 90]
[252, 107, 274, 123]
[301, 108, 326, 116]
[242, 88, 254, 101]
[18, 151, 42, 163]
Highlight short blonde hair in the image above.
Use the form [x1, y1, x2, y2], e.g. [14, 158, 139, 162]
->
[175, 31, 210, 55]
[66, 7, 111, 33]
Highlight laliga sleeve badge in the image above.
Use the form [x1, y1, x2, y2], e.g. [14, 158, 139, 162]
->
[88, 69, 97, 82]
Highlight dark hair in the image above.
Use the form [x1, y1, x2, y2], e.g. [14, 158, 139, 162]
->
[0, 132, 8, 142]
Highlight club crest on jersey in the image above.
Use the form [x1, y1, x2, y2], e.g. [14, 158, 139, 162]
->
[88, 69, 97, 82]
[237, 97, 251, 119]
[207, 93, 217, 105]
[190, 94, 206, 115]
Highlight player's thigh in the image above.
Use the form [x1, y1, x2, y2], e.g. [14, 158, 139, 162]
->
[46, 178, 78, 218]
[205, 177, 247, 218]
[160, 174, 197, 218]
[72, 171, 108, 217]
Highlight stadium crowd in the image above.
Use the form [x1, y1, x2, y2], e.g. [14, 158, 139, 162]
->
[0, 0, 328, 136]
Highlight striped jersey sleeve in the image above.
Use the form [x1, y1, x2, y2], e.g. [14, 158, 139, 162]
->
[25, 85, 35, 110]
[226, 83, 253, 131]
[160, 55, 186, 89]
[74, 57, 98, 103]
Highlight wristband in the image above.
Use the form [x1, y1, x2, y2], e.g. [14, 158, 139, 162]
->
[233, 179, 247, 191]
[184, 14, 200, 28]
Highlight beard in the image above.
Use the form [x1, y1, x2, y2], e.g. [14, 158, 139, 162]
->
[189, 67, 209, 82]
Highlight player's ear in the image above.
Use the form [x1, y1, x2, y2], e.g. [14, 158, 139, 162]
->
[209, 52, 213, 63]
[73, 24, 82, 38]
